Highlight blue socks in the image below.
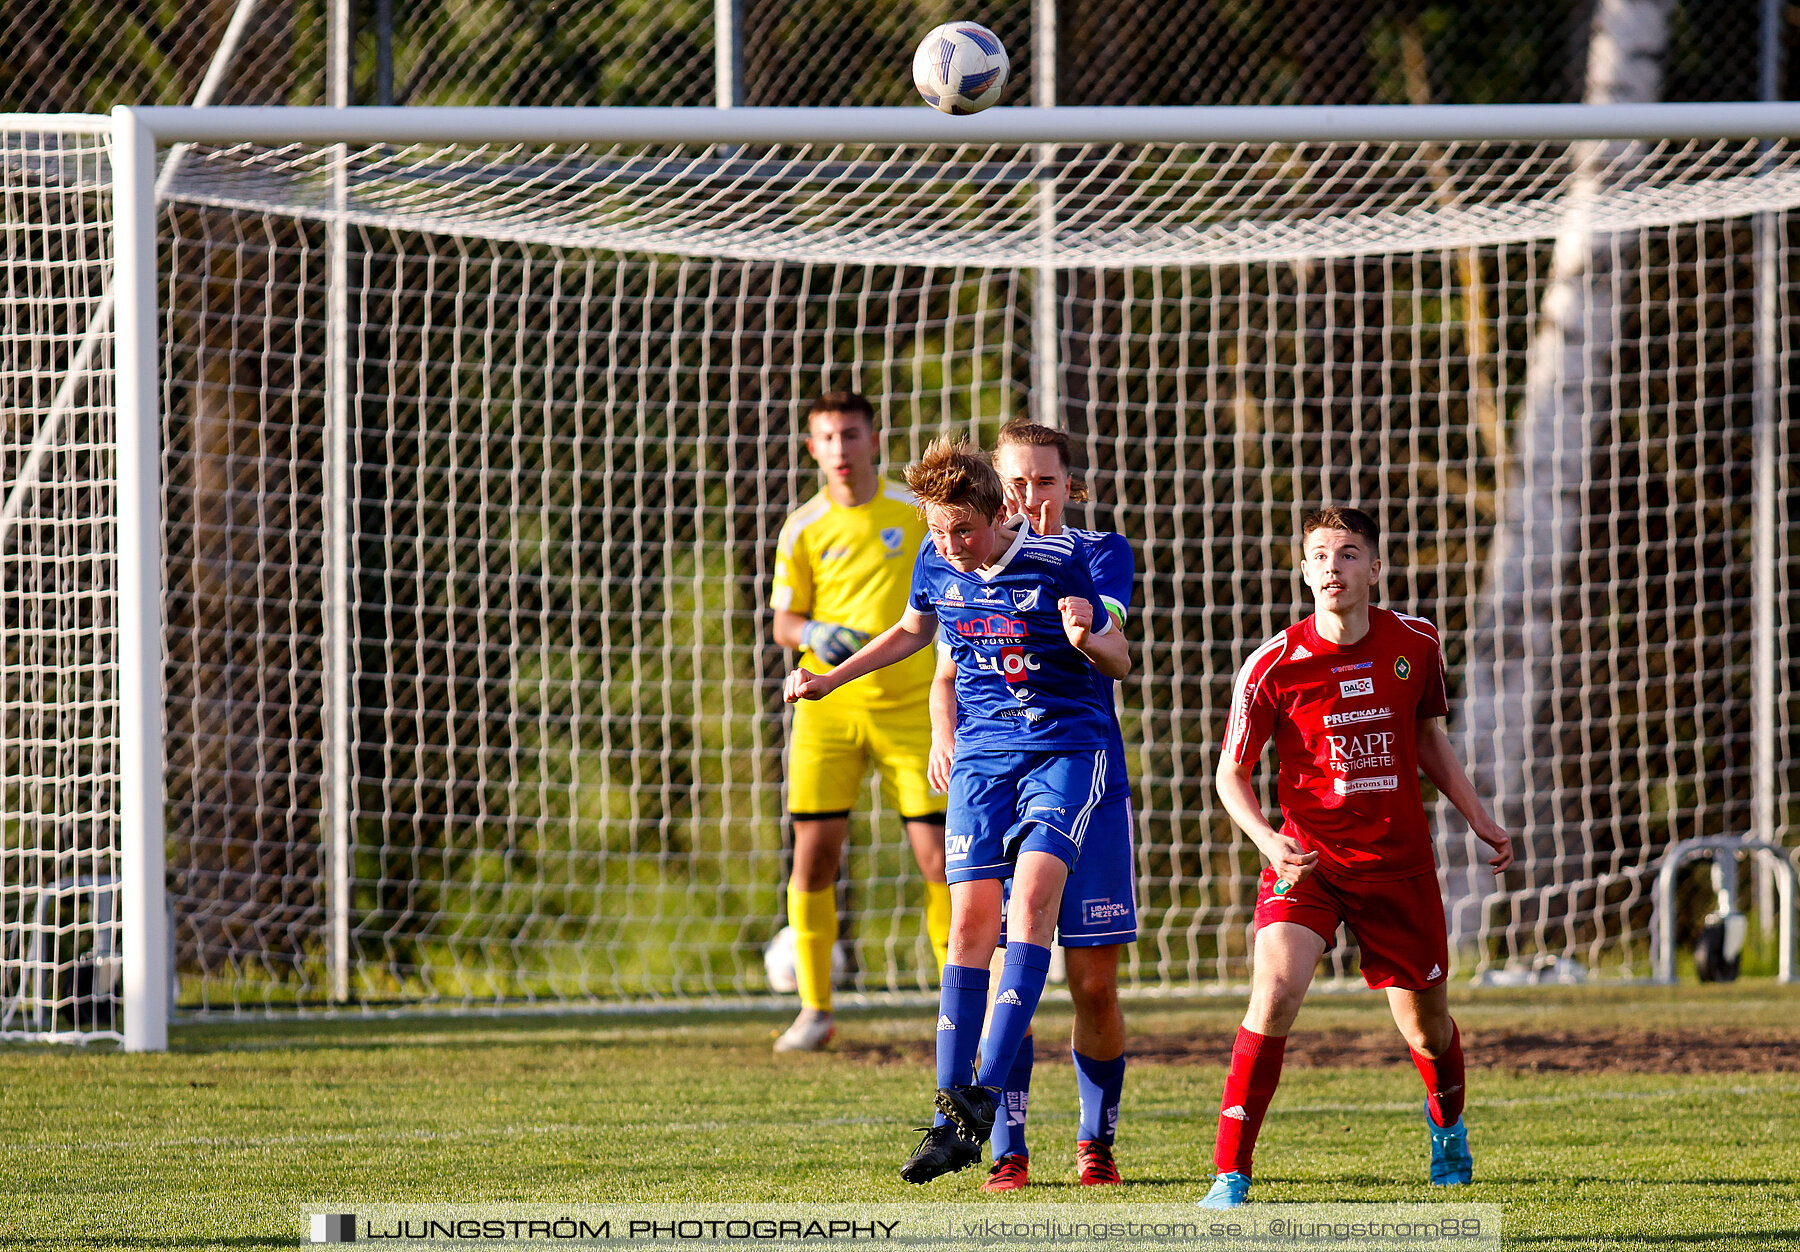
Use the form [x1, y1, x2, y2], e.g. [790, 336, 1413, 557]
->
[987, 1033, 1033, 1159]
[1073, 1048, 1127, 1144]
[934, 963, 990, 1125]
[974, 941, 1052, 1091]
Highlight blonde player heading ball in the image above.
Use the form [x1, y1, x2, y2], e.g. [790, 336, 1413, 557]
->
[930, 422, 1138, 1191]
[786, 438, 1130, 1185]
[769, 393, 951, 1053]
[1199, 507, 1513, 1209]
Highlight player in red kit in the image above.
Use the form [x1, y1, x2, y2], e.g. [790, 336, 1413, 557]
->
[1198, 506, 1513, 1209]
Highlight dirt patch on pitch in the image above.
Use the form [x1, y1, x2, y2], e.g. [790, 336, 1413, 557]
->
[838, 1029, 1800, 1074]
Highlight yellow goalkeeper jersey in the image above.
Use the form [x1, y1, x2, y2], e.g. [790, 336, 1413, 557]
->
[771, 478, 933, 709]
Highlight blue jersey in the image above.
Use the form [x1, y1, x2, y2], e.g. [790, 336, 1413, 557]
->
[1069, 527, 1134, 630]
[1067, 527, 1135, 799]
[910, 525, 1117, 753]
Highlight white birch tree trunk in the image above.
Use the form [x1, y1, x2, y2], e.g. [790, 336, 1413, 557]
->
[1448, 0, 1676, 960]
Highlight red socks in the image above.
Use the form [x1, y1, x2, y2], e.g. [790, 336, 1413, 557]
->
[1411, 1022, 1466, 1127]
[1212, 1027, 1287, 1176]
[1212, 1020, 1463, 1179]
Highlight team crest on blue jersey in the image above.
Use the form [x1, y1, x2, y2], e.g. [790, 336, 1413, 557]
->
[880, 526, 904, 554]
[1012, 587, 1041, 611]
[1395, 656, 1412, 680]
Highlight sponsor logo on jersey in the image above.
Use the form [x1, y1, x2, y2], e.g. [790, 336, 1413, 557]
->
[1222, 1105, 1248, 1121]
[819, 545, 856, 562]
[1323, 706, 1392, 728]
[1326, 731, 1396, 771]
[1338, 676, 1375, 699]
[1395, 655, 1412, 680]
[880, 526, 904, 554]
[1332, 661, 1374, 674]
[1334, 774, 1399, 794]
[945, 833, 975, 858]
[937, 1014, 957, 1031]
[957, 614, 1027, 639]
[1290, 645, 1313, 659]
[999, 645, 1039, 683]
[1083, 898, 1129, 927]
[975, 585, 1007, 603]
[1230, 668, 1257, 740]
[943, 585, 963, 601]
[1012, 587, 1042, 611]
[1028, 805, 1066, 816]
[995, 988, 1023, 1006]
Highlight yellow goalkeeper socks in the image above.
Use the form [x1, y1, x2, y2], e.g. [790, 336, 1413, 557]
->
[923, 878, 952, 977]
[788, 883, 838, 1013]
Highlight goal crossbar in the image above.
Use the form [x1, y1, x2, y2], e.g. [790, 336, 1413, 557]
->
[126, 103, 1800, 146]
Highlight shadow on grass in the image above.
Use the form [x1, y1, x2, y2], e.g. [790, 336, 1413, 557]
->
[0, 1239, 281, 1249]
[1473, 1176, 1798, 1188]
[1507, 1234, 1800, 1248]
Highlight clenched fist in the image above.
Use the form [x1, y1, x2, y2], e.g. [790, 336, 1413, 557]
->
[783, 668, 837, 703]
[1060, 596, 1096, 647]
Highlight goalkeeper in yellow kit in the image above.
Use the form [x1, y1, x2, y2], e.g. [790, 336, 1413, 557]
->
[770, 392, 950, 1052]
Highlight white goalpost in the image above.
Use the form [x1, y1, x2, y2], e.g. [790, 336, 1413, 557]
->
[5, 104, 1800, 1049]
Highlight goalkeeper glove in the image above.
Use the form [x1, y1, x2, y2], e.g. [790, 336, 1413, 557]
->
[801, 620, 870, 666]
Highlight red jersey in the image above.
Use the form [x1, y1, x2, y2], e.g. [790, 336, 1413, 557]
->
[1223, 606, 1450, 881]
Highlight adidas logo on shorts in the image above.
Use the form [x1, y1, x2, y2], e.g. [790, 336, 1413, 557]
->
[1222, 1105, 1248, 1121]
[1428, 963, 1442, 980]
[995, 989, 1023, 1006]
[936, 1014, 956, 1031]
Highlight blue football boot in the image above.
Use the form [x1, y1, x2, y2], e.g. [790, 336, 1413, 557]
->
[1197, 1171, 1251, 1209]
[1427, 1104, 1473, 1185]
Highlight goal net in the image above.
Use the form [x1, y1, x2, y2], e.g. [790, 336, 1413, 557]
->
[10, 113, 1800, 1034]
[0, 121, 119, 1041]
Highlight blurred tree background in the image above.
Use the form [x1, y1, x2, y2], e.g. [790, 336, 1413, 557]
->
[3, 0, 1792, 112]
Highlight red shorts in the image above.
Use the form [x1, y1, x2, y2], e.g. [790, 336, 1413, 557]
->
[1253, 865, 1449, 990]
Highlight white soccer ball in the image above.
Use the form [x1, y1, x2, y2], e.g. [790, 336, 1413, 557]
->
[912, 22, 1010, 115]
[762, 924, 847, 994]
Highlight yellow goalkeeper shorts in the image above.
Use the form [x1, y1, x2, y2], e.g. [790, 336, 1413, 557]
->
[786, 696, 941, 821]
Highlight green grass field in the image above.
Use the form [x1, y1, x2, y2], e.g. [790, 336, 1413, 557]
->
[3, 983, 1797, 1250]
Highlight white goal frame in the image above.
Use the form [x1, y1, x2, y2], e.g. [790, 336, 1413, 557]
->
[77, 101, 1800, 1049]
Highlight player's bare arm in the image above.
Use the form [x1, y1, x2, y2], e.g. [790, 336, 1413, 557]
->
[928, 650, 956, 792]
[1415, 718, 1514, 873]
[1059, 595, 1130, 679]
[772, 608, 808, 650]
[1214, 754, 1319, 887]
[784, 608, 936, 702]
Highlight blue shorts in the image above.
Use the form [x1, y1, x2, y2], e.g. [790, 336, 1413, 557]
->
[1056, 794, 1138, 945]
[943, 747, 1112, 884]
[999, 793, 1138, 946]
